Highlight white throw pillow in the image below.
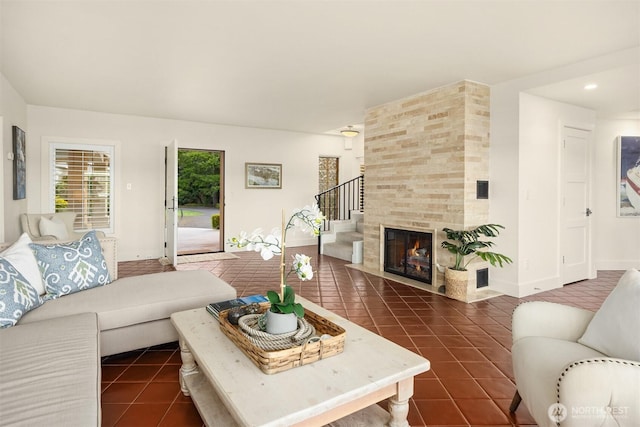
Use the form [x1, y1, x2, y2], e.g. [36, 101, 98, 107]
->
[578, 269, 640, 361]
[39, 216, 69, 240]
[0, 233, 46, 295]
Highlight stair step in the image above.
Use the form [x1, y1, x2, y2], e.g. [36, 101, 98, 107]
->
[336, 231, 363, 244]
[329, 221, 357, 233]
[351, 211, 364, 221]
[320, 212, 364, 263]
[323, 242, 354, 262]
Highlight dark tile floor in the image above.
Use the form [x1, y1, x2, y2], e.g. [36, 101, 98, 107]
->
[102, 247, 620, 427]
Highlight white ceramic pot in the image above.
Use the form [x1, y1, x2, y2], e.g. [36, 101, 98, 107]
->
[265, 310, 298, 335]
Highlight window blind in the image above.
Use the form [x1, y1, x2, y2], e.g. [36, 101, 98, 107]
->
[53, 146, 112, 230]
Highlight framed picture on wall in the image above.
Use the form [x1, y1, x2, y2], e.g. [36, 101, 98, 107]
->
[12, 126, 26, 200]
[617, 135, 640, 217]
[245, 163, 282, 189]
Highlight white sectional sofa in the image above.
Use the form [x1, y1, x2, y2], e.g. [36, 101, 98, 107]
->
[0, 233, 237, 426]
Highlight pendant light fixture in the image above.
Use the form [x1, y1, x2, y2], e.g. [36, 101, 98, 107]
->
[340, 125, 359, 137]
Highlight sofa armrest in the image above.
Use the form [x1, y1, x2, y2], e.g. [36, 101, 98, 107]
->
[34, 234, 58, 241]
[19, 213, 42, 239]
[68, 230, 105, 241]
[98, 237, 117, 280]
[557, 358, 640, 426]
[512, 301, 594, 343]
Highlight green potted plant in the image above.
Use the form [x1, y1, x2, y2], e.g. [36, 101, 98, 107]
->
[440, 224, 512, 301]
[228, 204, 325, 334]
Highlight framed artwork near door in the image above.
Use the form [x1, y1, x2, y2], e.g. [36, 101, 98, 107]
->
[245, 163, 282, 189]
[617, 136, 640, 217]
[12, 126, 26, 200]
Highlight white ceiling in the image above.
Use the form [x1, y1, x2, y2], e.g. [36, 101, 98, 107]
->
[527, 63, 640, 120]
[1, 1, 639, 134]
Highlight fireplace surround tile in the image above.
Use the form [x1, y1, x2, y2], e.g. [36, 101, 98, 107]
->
[363, 80, 491, 295]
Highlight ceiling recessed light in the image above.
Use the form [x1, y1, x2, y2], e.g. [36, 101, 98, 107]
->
[584, 83, 598, 90]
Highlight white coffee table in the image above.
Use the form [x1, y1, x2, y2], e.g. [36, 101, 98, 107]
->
[170, 296, 430, 427]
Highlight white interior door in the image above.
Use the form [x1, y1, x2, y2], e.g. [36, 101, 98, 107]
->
[165, 140, 178, 266]
[561, 126, 592, 284]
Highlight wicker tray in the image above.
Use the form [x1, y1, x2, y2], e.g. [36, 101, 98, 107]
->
[218, 303, 346, 374]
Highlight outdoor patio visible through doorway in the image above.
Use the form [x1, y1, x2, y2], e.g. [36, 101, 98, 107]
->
[174, 148, 224, 257]
[177, 206, 220, 255]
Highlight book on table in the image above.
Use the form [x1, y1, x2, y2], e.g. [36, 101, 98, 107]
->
[206, 294, 268, 319]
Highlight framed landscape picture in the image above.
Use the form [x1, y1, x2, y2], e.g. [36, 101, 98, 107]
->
[12, 126, 26, 200]
[617, 135, 640, 217]
[245, 163, 282, 189]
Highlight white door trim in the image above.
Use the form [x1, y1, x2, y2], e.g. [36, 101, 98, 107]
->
[165, 139, 178, 266]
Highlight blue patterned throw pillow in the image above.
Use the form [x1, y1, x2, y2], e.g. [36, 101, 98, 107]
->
[30, 230, 111, 300]
[0, 258, 43, 328]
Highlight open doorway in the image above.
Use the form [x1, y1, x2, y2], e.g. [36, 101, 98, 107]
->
[177, 149, 224, 255]
[318, 156, 339, 219]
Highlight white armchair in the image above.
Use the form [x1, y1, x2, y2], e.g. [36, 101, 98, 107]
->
[510, 269, 640, 427]
[19, 212, 104, 241]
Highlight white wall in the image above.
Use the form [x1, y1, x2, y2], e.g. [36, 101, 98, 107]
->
[517, 93, 596, 296]
[26, 106, 352, 261]
[593, 118, 640, 270]
[340, 132, 364, 179]
[492, 96, 639, 298]
[491, 91, 597, 298]
[488, 85, 520, 289]
[490, 48, 638, 297]
[0, 73, 28, 242]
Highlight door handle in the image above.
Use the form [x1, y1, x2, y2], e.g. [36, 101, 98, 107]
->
[167, 197, 177, 210]
[586, 208, 593, 217]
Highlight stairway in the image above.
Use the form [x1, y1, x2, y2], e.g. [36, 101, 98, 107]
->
[320, 212, 364, 263]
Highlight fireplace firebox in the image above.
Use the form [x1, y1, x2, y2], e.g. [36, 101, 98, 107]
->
[384, 228, 433, 284]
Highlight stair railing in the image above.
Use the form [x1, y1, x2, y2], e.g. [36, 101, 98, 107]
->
[315, 174, 364, 233]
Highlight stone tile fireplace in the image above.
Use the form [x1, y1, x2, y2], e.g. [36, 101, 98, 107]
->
[363, 80, 491, 289]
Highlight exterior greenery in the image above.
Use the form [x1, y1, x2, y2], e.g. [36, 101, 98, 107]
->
[210, 214, 220, 229]
[55, 197, 68, 211]
[441, 224, 513, 271]
[178, 150, 220, 206]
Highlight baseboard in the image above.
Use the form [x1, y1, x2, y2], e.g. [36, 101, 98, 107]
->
[490, 275, 561, 298]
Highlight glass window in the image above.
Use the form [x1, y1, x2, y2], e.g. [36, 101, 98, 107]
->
[50, 143, 114, 233]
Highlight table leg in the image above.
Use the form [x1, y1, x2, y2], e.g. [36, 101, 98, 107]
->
[387, 378, 414, 427]
[178, 338, 199, 396]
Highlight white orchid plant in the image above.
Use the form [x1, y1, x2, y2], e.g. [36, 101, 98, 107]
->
[228, 204, 325, 318]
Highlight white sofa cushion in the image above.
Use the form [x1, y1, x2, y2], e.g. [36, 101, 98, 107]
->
[39, 215, 69, 240]
[0, 312, 100, 426]
[18, 270, 236, 331]
[578, 268, 640, 361]
[0, 233, 46, 295]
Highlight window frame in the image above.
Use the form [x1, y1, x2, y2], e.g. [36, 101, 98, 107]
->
[48, 140, 116, 234]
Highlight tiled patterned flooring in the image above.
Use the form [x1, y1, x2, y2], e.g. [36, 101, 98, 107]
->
[102, 247, 620, 426]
